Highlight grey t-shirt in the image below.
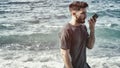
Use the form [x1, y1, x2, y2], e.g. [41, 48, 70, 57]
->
[59, 23, 90, 68]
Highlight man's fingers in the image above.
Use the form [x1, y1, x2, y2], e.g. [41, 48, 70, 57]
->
[91, 18, 96, 23]
[94, 18, 96, 22]
[89, 18, 96, 24]
[89, 18, 93, 23]
[93, 18, 96, 23]
[88, 20, 92, 26]
[89, 18, 93, 24]
[90, 18, 94, 23]
[88, 20, 91, 24]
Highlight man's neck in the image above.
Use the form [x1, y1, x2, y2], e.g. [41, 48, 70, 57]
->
[69, 18, 83, 26]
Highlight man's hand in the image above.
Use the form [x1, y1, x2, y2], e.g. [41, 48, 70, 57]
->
[88, 18, 96, 32]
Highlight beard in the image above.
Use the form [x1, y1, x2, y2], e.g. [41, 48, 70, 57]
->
[76, 18, 85, 24]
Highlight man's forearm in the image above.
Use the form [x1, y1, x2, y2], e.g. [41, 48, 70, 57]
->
[63, 55, 73, 68]
[61, 49, 73, 68]
[87, 13, 97, 49]
[87, 30, 95, 49]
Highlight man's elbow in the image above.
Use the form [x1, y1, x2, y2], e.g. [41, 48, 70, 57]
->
[60, 49, 69, 56]
[87, 45, 94, 49]
[61, 51, 66, 56]
[87, 46, 93, 49]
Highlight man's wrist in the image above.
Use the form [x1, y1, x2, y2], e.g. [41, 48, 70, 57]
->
[90, 29, 95, 33]
[89, 27, 95, 32]
[90, 30, 95, 36]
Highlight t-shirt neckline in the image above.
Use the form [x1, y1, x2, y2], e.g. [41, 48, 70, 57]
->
[68, 23, 83, 28]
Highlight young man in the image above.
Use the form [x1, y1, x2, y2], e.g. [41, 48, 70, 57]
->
[59, 1, 97, 68]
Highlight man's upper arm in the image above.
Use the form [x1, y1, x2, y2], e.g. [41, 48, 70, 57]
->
[59, 28, 71, 50]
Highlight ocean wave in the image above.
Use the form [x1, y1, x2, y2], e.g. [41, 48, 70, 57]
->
[7, 2, 30, 4]
[0, 32, 59, 50]
[87, 9, 120, 18]
[54, 14, 68, 19]
[105, 9, 120, 18]
[96, 23, 119, 28]
[95, 27, 120, 39]
[104, 23, 119, 27]
[0, 24, 15, 30]
[0, 26, 59, 36]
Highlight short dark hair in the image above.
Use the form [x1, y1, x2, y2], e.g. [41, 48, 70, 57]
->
[69, 1, 88, 11]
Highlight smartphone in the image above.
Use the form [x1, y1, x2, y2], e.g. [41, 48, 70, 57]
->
[92, 13, 98, 19]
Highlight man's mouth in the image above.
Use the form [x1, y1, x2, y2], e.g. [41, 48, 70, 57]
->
[81, 19, 85, 22]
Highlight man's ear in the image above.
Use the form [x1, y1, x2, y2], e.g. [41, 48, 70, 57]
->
[72, 11, 76, 16]
[72, 11, 77, 18]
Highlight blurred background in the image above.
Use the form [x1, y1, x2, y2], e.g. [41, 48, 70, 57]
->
[0, 0, 120, 68]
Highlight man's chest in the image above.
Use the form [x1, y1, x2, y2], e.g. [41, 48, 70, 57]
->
[71, 28, 88, 43]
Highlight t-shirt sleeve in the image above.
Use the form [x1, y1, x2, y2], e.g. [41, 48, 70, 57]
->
[59, 29, 71, 50]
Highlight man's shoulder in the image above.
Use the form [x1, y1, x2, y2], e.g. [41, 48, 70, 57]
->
[62, 23, 71, 31]
[58, 23, 71, 37]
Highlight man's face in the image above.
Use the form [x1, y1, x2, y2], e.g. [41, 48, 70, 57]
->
[74, 8, 87, 24]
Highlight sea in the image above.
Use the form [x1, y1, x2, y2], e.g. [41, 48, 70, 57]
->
[0, 0, 120, 68]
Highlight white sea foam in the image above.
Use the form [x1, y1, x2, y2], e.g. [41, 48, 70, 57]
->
[0, 49, 120, 68]
[87, 56, 120, 68]
[0, 22, 62, 36]
[9, 0, 41, 2]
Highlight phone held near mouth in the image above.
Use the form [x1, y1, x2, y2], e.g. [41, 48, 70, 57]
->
[92, 13, 98, 19]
